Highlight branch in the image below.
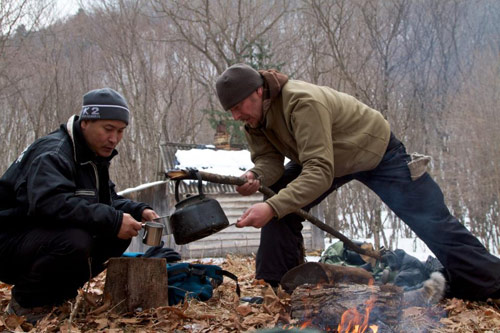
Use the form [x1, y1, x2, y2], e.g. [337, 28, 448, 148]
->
[166, 169, 381, 260]
[68, 290, 83, 330]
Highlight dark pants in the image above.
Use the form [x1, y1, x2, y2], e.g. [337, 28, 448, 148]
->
[0, 227, 130, 307]
[256, 133, 500, 300]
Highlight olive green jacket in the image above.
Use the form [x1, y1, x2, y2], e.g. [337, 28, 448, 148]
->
[245, 80, 391, 218]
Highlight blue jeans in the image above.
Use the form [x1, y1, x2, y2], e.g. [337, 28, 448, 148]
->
[256, 133, 500, 300]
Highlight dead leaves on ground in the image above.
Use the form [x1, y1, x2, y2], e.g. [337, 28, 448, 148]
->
[0, 256, 291, 332]
[1, 256, 500, 332]
[435, 298, 500, 332]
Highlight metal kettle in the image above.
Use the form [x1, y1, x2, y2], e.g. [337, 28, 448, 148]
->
[169, 170, 229, 245]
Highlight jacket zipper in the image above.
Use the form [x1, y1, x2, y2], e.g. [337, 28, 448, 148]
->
[90, 161, 99, 201]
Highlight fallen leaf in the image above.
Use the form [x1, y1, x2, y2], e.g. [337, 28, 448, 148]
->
[3, 313, 25, 331]
[93, 317, 108, 330]
[118, 317, 143, 324]
[235, 305, 253, 316]
[88, 293, 111, 315]
[59, 322, 81, 333]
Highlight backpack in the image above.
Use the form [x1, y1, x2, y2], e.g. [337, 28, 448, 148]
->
[319, 241, 445, 291]
[166, 262, 240, 305]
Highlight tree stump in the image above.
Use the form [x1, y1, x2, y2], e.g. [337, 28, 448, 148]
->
[290, 283, 403, 331]
[103, 258, 168, 313]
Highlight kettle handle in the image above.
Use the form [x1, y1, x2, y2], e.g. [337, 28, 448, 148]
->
[174, 169, 204, 202]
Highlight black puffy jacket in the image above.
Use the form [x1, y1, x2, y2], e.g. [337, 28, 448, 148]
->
[0, 115, 149, 236]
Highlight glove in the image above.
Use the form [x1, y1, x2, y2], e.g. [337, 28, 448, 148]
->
[381, 250, 400, 270]
[142, 241, 181, 262]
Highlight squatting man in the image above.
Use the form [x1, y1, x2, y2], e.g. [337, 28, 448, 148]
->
[0, 88, 160, 322]
[215, 63, 500, 301]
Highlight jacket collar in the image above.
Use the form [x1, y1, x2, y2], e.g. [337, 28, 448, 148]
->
[65, 115, 117, 164]
[257, 69, 288, 128]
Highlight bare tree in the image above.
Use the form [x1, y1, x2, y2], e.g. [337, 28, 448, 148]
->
[151, 0, 293, 113]
[0, 0, 57, 166]
[445, 30, 500, 251]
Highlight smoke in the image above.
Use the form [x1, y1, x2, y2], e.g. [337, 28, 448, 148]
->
[403, 272, 446, 307]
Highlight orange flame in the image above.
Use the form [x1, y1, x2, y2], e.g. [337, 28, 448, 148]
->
[337, 294, 378, 333]
[300, 319, 313, 329]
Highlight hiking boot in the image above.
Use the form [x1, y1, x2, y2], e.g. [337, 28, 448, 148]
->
[5, 297, 53, 324]
[487, 289, 500, 306]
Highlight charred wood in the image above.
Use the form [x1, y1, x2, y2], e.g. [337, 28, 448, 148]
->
[290, 283, 403, 331]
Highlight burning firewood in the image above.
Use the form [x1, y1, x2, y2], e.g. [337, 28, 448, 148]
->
[283, 262, 403, 331]
[286, 264, 448, 331]
[290, 282, 403, 331]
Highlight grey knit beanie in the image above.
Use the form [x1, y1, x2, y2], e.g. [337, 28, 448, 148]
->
[80, 88, 129, 125]
[216, 63, 264, 110]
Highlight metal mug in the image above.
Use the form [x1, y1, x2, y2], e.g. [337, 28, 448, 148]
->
[142, 221, 164, 246]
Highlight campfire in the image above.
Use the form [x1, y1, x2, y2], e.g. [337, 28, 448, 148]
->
[281, 262, 404, 331]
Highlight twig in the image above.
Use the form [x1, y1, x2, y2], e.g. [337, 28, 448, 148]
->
[108, 299, 126, 314]
[67, 257, 94, 331]
[68, 291, 83, 332]
[165, 169, 381, 260]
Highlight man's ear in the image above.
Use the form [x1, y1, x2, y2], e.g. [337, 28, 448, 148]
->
[256, 86, 263, 97]
[80, 120, 88, 130]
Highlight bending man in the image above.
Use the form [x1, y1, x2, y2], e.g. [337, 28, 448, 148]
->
[215, 63, 500, 301]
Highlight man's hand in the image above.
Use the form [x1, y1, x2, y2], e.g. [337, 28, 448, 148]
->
[236, 202, 275, 228]
[236, 171, 260, 196]
[141, 208, 159, 222]
[117, 213, 143, 239]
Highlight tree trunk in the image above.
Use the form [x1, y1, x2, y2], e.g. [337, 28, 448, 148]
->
[103, 258, 168, 313]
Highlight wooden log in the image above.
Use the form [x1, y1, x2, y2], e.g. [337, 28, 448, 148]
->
[280, 262, 374, 293]
[290, 283, 403, 331]
[103, 258, 168, 313]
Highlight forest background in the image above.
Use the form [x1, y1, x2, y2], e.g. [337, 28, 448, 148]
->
[1, 0, 499, 254]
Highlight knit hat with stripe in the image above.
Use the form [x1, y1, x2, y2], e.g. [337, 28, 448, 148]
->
[80, 88, 129, 125]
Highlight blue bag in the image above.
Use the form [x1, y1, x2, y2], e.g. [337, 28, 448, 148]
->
[167, 262, 240, 305]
